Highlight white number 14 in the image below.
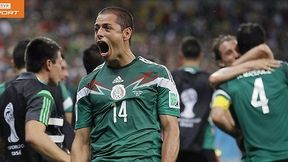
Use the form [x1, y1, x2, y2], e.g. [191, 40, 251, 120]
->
[251, 77, 269, 114]
[113, 101, 127, 123]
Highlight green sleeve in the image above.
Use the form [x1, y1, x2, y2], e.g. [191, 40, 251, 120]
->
[157, 66, 180, 117]
[26, 90, 54, 125]
[75, 77, 93, 129]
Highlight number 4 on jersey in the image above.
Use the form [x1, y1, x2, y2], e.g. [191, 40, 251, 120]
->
[251, 77, 269, 114]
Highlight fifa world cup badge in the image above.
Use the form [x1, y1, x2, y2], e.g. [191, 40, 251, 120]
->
[111, 84, 126, 100]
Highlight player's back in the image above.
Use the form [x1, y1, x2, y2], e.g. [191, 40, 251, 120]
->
[0, 72, 53, 162]
[219, 61, 288, 161]
[172, 67, 213, 111]
[172, 67, 213, 151]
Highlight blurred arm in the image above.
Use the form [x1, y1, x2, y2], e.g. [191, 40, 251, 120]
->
[232, 43, 273, 65]
[71, 127, 91, 162]
[209, 43, 275, 87]
[211, 107, 240, 138]
[160, 115, 179, 162]
[209, 59, 279, 86]
[25, 120, 70, 162]
[64, 112, 73, 124]
[210, 95, 240, 138]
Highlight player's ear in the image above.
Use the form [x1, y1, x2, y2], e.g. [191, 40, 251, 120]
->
[199, 52, 203, 60]
[177, 52, 184, 67]
[45, 59, 53, 71]
[122, 27, 132, 41]
[235, 45, 240, 54]
[11, 59, 15, 68]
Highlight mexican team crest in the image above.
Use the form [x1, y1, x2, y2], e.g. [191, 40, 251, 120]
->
[111, 84, 126, 100]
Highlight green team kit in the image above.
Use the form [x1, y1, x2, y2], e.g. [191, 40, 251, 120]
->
[76, 56, 180, 161]
[59, 83, 73, 113]
[214, 61, 288, 162]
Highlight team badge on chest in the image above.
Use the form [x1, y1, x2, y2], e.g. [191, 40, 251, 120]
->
[111, 84, 126, 100]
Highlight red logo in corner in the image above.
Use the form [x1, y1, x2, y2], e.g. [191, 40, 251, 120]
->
[0, 0, 24, 18]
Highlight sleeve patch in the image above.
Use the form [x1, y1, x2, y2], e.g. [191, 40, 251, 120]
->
[169, 91, 180, 109]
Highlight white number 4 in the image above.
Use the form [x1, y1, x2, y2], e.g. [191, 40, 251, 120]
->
[113, 101, 127, 123]
[251, 77, 269, 114]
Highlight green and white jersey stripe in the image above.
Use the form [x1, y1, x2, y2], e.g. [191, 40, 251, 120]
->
[36, 90, 54, 125]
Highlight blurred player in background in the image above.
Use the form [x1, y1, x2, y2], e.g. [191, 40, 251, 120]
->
[172, 36, 217, 162]
[211, 23, 288, 162]
[0, 37, 70, 162]
[59, 58, 74, 124]
[0, 40, 30, 94]
[0, 39, 30, 161]
[210, 34, 277, 86]
[82, 44, 104, 74]
[49, 56, 75, 152]
[210, 33, 278, 162]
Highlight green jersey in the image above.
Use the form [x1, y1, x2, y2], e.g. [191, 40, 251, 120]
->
[76, 56, 180, 162]
[59, 83, 73, 112]
[202, 120, 215, 150]
[215, 61, 288, 162]
[0, 83, 4, 95]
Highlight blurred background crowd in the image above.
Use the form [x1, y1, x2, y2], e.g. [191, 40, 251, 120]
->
[1, 0, 288, 87]
[1, 1, 287, 162]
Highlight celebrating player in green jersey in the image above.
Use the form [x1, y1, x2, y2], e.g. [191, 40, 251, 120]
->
[71, 7, 180, 162]
[211, 23, 288, 162]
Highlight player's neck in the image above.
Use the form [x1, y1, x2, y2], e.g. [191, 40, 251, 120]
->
[35, 72, 48, 85]
[16, 68, 26, 75]
[108, 49, 135, 68]
[181, 59, 200, 68]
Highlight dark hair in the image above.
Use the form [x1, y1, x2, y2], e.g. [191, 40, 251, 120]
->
[212, 35, 236, 61]
[83, 44, 103, 74]
[25, 37, 60, 73]
[98, 6, 134, 31]
[181, 36, 201, 59]
[237, 23, 266, 54]
[12, 39, 30, 69]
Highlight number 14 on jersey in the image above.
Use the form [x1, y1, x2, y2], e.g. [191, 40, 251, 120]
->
[113, 101, 128, 123]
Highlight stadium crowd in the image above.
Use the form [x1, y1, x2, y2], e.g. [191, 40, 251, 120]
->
[0, 0, 287, 86]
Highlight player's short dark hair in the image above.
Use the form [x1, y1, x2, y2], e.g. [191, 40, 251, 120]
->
[12, 39, 30, 70]
[237, 22, 266, 54]
[212, 35, 236, 61]
[181, 36, 201, 59]
[25, 37, 60, 73]
[98, 6, 134, 32]
[83, 44, 103, 74]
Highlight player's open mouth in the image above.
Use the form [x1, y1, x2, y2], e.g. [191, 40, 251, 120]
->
[97, 41, 109, 57]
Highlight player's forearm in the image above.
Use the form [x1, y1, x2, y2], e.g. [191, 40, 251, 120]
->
[210, 58, 279, 86]
[71, 130, 91, 162]
[71, 141, 90, 162]
[209, 64, 251, 86]
[26, 131, 70, 162]
[233, 43, 273, 66]
[161, 124, 179, 162]
[211, 108, 240, 138]
[25, 120, 70, 162]
[64, 112, 73, 124]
